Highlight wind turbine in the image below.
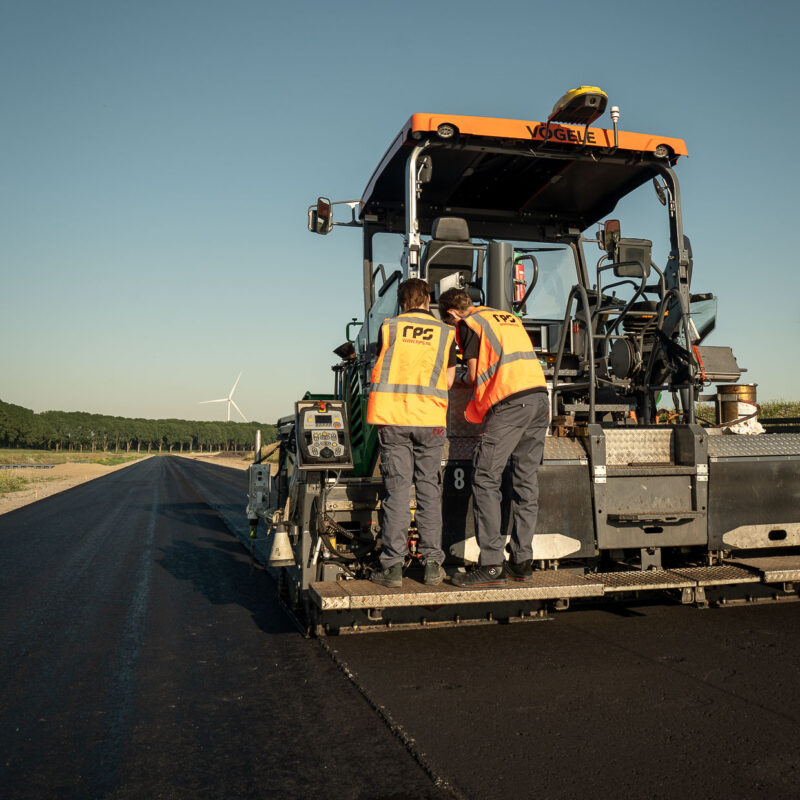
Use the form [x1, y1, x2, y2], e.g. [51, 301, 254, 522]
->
[199, 372, 248, 422]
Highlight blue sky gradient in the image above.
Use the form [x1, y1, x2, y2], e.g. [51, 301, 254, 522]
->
[2, 0, 798, 422]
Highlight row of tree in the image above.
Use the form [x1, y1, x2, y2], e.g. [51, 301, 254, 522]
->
[0, 399, 276, 453]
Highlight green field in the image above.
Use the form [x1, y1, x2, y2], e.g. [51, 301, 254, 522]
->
[758, 400, 800, 418]
[0, 472, 27, 494]
[694, 400, 799, 425]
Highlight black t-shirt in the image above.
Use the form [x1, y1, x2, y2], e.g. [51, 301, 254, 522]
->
[377, 308, 457, 367]
[456, 320, 479, 361]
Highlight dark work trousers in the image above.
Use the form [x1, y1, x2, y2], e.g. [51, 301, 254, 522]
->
[378, 425, 446, 569]
[471, 392, 549, 565]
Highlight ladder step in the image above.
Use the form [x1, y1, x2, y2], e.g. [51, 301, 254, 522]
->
[607, 511, 705, 522]
[564, 403, 634, 412]
[607, 466, 695, 476]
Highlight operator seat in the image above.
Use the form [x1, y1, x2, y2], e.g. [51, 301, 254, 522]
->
[422, 217, 474, 289]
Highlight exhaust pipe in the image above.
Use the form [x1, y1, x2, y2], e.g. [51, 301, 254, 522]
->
[486, 241, 513, 312]
[254, 429, 262, 464]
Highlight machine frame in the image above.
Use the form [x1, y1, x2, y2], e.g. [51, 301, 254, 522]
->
[249, 93, 800, 635]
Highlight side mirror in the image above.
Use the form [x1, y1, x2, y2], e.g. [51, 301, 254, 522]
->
[308, 197, 334, 235]
[599, 219, 621, 255]
[653, 177, 668, 206]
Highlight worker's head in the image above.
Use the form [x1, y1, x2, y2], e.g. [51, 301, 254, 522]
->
[398, 278, 432, 312]
[438, 288, 473, 324]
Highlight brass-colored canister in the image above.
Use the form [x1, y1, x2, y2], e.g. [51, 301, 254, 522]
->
[716, 383, 758, 424]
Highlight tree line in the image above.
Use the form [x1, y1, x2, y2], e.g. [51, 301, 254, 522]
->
[0, 399, 276, 454]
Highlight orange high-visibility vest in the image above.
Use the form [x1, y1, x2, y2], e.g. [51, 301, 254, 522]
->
[366, 312, 455, 427]
[461, 306, 545, 423]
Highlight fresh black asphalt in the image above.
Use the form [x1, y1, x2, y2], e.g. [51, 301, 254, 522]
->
[0, 457, 440, 800]
[1, 456, 799, 799]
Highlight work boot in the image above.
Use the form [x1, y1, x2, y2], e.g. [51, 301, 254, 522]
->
[423, 560, 446, 586]
[450, 564, 507, 588]
[506, 559, 534, 582]
[370, 563, 402, 588]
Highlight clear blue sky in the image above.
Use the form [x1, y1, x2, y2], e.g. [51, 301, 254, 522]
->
[2, 0, 798, 423]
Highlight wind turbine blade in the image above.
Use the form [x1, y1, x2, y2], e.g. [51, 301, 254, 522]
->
[229, 372, 242, 398]
[231, 400, 248, 422]
[199, 398, 227, 404]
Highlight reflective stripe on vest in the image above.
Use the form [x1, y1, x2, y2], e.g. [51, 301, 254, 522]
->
[463, 307, 545, 423]
[366, 313, 454, 427]
[475, 351, 540, 387]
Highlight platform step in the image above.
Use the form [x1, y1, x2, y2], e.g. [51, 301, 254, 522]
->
[310, 572, 604, 611]
[310, 564, 765, 611]
[596, 565, 759, 592]
[606, 511, 705, 523]
[595, 569, 695, 592]
[666, 565, 761, 587]
[564, 403, 634, 412]
[725, 555, 800, 583]
[606, 466, 696, 477]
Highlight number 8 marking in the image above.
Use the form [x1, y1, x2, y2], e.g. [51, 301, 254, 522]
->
[454, 467, 465, 490]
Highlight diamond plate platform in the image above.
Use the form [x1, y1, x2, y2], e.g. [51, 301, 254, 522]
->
[604, 428, 674, 465]
[725, 555, 800, 583]
[707, 433, 800, 459]
[543, 437, 588, 462]
[310, 572, 604, 611]
[447, 383, 481, 438]
[443, 437, 479, 461]
[444, 427, 589, 463]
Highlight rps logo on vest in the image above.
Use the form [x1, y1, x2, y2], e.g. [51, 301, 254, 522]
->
[401, 325, 435, 342]
[491, 313, 520, 327]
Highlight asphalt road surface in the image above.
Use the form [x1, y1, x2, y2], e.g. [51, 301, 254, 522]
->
[2, 456, 799, 799]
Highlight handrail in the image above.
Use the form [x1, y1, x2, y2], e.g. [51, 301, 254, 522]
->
[551, 283, 596, 423]
[641, 287, 697, 424]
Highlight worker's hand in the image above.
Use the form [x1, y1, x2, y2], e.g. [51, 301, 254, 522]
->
[455, 365, 470, 386]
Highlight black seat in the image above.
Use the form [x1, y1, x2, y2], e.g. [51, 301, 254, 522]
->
[422, 217, 474, 288]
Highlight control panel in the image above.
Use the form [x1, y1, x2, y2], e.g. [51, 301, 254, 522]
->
[295, 399, 353, 471]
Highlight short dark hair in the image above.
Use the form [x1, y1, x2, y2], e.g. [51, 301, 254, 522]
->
[438, 288, 473, 320]
[398, 278, 431, 311]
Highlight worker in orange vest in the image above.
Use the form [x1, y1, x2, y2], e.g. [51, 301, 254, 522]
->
[367, 278, 457, 588]
[438, 288, 549, 587]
